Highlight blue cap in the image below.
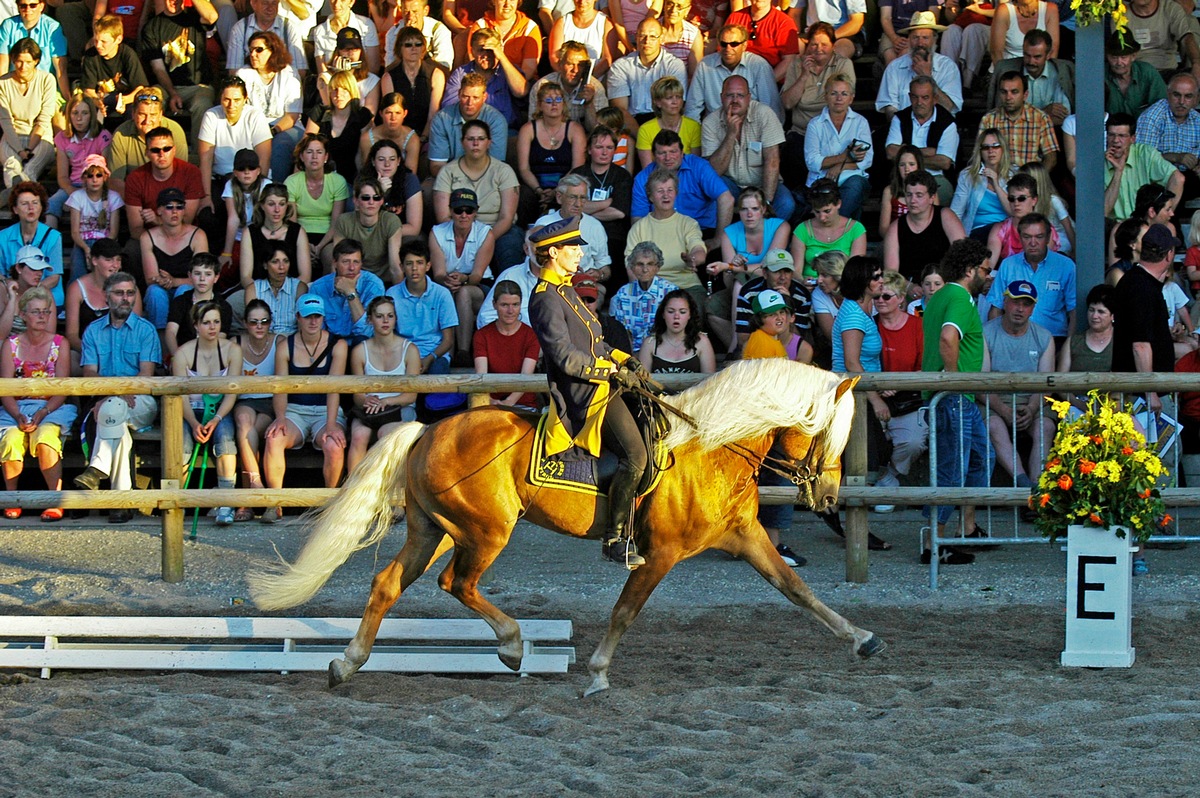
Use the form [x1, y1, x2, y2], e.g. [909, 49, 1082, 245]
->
[297, 294, 325, 317]
[1004, 280, 1038, 302]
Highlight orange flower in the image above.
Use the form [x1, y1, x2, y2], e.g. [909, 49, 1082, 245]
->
[1040, 493, 1051, 507]
[1058, 474, 1073, 491]
[1079, 460, 1096, 475]
[1139, 488, 1152, 499]
[1122, 447, 1134, 456]
[1161, 515, 1174, 527]
[1091, 435, 1104, 444]
[1048, 458, 1062, 469]
[1089, 513, 1102, 524]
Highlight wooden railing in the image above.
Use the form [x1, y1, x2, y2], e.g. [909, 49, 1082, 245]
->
[5, 372, 1199, 584]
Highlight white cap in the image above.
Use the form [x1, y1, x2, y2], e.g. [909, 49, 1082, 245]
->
[95, 396, 130, 440]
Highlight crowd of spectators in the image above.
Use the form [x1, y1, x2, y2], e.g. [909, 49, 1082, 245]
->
[0, 0, 1194, 569]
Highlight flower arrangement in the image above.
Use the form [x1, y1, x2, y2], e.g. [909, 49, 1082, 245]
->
[1031, 391, 1169, 543]
[1071, 0, 1129, 38]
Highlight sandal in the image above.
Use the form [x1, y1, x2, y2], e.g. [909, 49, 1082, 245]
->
[233, 507, 255, 523]
[4, 508, 20, 519]
[40, 508, 63, 522]
[261, 506, 283, 524]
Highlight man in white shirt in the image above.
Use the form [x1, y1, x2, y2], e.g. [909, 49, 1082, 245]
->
[606, 16, 686, 130]
[875, 12, 962, 120]
[686, 22, 782, 122]
[885, 75, 959, 204]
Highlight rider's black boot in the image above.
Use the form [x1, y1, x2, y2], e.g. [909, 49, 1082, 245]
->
[603, 464, 646, 569]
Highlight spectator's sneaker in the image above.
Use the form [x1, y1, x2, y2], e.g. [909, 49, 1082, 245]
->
[215, 507, 235, 526]
[776, 544, 806, 567]
[108, 510, 134, 525]
[1132, 557, 1149, 576]
[873, 471, 899, 513]
[921, 548, 975, 565]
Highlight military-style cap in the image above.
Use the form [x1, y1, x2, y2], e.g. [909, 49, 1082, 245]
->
[530, 215, 588, 249]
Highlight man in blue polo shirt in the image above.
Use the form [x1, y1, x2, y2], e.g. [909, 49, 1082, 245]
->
[630, 129, 733, 236]
[986, 212, 1076, 341]
[74, 271, 161, 524]
[387, 238, 461, 412]
[307, 239, 385, 346]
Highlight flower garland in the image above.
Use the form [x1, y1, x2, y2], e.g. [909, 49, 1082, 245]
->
[1071, 1, 1129, 38]
[1031, 391, 1169, 543]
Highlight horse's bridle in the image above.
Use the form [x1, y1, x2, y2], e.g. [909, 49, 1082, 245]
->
[724, 435, 824, 508]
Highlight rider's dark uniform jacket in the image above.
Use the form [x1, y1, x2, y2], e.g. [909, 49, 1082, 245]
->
[529, 267, 633, 458]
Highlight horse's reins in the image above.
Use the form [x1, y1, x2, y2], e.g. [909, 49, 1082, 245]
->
[621, 379, 822, 506]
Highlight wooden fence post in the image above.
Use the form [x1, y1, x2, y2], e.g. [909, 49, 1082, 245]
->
[161, 395, 184, 583]
[844, 392, 869, 583]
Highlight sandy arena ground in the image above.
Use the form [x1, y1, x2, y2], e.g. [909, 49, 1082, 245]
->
[2, 506, 1200, 797]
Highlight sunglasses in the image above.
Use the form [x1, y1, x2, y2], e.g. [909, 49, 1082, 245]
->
[357, 194, 382, 201]
[250, 46, 268, 54]
[148, 145, 174, 154]
[17, 3, 41, 9]
[580, 295, 597, 304]
[136, 94, 162, 103]
[878, 292, 898, 301]
[452, 206, 475, 214]
[84, 170, 106, 178]
[980, 142, 1003, 150]
[871, 272, 884, 280]
[402, 41, 425, 48]
[1007, 194, 1030, 203]
[718, 40, 745, 48]
[543, 96, 564, 104]
[246, 318, 271, 326]
[161, 202, 186, 210]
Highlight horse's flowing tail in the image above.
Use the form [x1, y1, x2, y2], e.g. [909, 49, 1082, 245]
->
[248, 422, 427, 611]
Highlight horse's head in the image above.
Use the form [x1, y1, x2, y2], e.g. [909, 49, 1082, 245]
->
[774, 376, 859, 512]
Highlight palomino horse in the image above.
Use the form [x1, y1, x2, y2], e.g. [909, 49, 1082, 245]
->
[249, 359, 885, 695]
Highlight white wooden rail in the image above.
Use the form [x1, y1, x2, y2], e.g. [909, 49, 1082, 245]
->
[0, 616, 575, 679]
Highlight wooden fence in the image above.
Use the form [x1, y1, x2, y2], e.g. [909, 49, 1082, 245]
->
[5, 371, 1199, 584]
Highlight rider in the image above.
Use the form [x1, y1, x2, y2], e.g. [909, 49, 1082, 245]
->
[528, 216, 650, 569]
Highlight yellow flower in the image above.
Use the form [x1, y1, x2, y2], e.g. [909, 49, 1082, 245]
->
[1047, 398, 1071, 419]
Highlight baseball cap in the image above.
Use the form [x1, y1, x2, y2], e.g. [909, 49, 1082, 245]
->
[156, 187, 187, 207]
[95, 396, 130, 440]
[82, 154, 110, 176]
[762, 248, 794, 272]
[449, 188, 479, 210]
[1141, 223, 1182, 255]
[752, 289, 788, 315]
[572, 274, 599, 300]
[297, 294, 326, 317]
[15, 245, 51, 270]
[233, 148, 260, 171]
[336, 27, 364, 51]
[1004, 280, 1038, 302]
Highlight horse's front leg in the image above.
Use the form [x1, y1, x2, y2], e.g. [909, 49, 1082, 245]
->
[586, 553, 677, 697]
[732, 523, 885, 659]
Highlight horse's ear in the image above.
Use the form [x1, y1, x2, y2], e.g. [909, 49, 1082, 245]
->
[835, 377, 860, 403]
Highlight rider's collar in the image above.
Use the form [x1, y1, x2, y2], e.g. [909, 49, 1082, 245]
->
[541, 268, 573, 287]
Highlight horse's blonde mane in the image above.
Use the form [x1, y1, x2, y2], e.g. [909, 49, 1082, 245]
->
[662, 360, 855, 463]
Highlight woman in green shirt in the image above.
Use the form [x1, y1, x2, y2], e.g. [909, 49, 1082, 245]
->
[284, 133, 349, 259]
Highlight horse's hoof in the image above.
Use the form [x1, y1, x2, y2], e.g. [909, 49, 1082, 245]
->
[583, 674, 610, 697]
[856, 634, 886, 659]
[497, 644, 524, 672]
[328, 659, 354, 687]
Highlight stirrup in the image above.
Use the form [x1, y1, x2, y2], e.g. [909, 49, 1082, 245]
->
[602, 536, 646, 569]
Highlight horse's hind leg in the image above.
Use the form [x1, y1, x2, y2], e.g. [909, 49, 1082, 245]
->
[330, 504, 453, 687]
[733, 525, 885, 659]
[586, 555, 677, 697]
[436, 524, 525, 671]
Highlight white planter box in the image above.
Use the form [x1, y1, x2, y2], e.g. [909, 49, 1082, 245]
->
[1061, 524, 1136, 668]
